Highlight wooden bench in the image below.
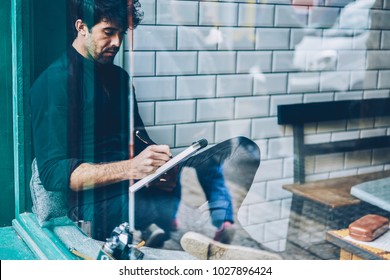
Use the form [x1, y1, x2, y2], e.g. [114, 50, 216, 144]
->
[283, 170, 390, 209]
[277, 98, 390, 259]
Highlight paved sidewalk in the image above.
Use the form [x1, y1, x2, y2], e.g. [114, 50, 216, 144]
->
[147, 167, 324, 260]
[160, 200, 324, 260]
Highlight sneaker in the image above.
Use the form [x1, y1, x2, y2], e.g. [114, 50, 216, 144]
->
[180, 231, 282, 260]
[142, 224, 167, 248]
[213, 221, 235, 244]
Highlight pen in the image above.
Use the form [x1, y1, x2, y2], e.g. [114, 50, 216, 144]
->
[69, 247, 94, 260]
[135, 130, 173, 159]
[135, 130, 150, 145]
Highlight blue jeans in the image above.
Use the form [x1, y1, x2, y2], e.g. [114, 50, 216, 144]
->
[174, 136, 260, 228]
[70, 136, 260, 241]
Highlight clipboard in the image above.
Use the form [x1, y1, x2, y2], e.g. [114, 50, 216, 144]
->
[128, 139, 208, 232]
[129, 139, 208, 193]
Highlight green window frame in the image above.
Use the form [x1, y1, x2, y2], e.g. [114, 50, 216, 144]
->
[11, 0, 78, 260]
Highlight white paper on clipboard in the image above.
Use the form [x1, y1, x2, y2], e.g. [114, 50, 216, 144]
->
[129, 139, 208, 193]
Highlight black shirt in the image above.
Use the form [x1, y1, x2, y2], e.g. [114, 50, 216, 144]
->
[30, 47, 149, 208]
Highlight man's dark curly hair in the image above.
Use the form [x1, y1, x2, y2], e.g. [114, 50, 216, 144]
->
[68, 0, 143, 40]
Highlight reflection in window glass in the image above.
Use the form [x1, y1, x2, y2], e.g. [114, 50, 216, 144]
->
[27, 0, 390, 260]
[129, 0, 390, 257]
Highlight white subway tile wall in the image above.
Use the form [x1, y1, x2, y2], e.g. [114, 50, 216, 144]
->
[123, 0, 390, 252]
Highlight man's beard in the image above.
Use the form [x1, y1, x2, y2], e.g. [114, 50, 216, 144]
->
[96, 47, 120, 64]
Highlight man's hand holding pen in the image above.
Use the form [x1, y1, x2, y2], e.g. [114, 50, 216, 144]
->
[132, 130, 178, 192]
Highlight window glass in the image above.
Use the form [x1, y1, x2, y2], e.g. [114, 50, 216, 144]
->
[24, 0, 390, 260]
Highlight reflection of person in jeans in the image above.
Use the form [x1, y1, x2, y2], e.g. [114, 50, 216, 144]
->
[172, 138, 260, 243]
[29, 0, 260, 248]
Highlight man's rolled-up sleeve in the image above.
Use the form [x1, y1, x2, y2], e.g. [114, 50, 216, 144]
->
[30, 68, 83, 192]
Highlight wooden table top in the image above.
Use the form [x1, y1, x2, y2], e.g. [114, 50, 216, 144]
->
[283, 170, 390, 208]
